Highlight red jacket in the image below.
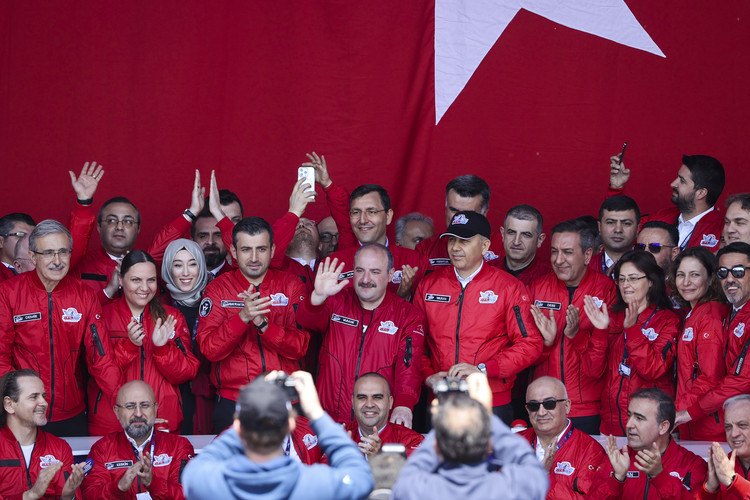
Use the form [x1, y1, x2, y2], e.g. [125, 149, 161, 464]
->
[0, 264, 15, 284]
[415, 233, 503, 271]
[88, 299, 200, 434]
[343, 421, 424, 456]
[691, 304, 750, 417]
[519, 422, 607, 500]
[490, 255, 552, 287]
[697, 457, 750, 500]
[281, 257, 315, 295]
[594, 437, 707, 499]
[675, 300, 729, 441]
[590, 306, 679, 436]
[414, 264, 543, 407]
[0, 272, 121, 422]
[196, 268, 309, 401]
[586, 251, 620, 276]
[290, 416, 326, 465]
[0, 426, 78, 500]
[82, 430, 194, 500]
[296, 289, 425, 422]
[529, 269, 617, 417]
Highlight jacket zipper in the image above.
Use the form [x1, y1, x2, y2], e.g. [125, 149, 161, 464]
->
[254, 284, 267, 372]
[140, 345, 145, 380]
[18, 441, 34, 488]
[351, 307, 374, 421]
[454, 286, 466, 364]
[47, 293, 55, 422]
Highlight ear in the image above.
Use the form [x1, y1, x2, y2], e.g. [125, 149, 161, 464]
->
[481, 237, 491, 255]
[537, 232, 546, 248]
[388, 395, 394, 412]
[388, 267, 395, 282]
[694, 187, 709, 203]
[499, 227, 506, 243]
[385, 209, 394, 226]
[4, 396, 15, 415]
[658, 419, 670, 437]
[230, 243, 238, 261]
[270, 243, 276, 260]
[564, 399, 572, 416]
[583, 247, 594, 266]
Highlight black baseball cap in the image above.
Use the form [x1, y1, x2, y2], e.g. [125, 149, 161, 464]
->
[236, 378, 291, 431]
[441, 211, 491, 240]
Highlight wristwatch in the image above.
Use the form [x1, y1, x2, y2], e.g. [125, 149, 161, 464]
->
[255, 317, 269, 333]
[477, 363, 487, 375]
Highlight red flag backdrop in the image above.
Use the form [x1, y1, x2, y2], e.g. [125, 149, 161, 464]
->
[1, 2, 748, 249]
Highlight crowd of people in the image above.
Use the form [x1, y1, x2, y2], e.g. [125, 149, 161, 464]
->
[1, 150, 750, 499]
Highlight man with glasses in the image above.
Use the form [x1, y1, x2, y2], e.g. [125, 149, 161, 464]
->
[674, 242, 750, 429]
[0, 219, 121, 436]
[317, 216, 339, 259]
[635, 221, 681, 274]
[519, 376, 605, 499]
[12, 234, 35, 274]
[0, 212, 36, 283]
[83, 380, 194, 498]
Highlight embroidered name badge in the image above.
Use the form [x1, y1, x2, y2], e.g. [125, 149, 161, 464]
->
[303, 434, 318, 450]
[331, 314, 359, 327]
[452, 214, 469, 225]
[626, 471, 640, 479]
[13, 312, 42, 323]
[105, 460, 134, 470]
[429, 258, 451, 266]
[391, 270, 403, 284]
[152, 454, 173, 467]
[700, 234, 719, 247]
[483, 251, 500, 262]
[553, 461, 575, 476]
[642, 328, 659, 341]
[61, 308, 82, 323]
[682, 327, 694, 341]
[338, 271, 354, 280]
[735, 323, 746, 338]
[378, 321, 398, 335]
[270, 293, 289, 306]
[534, 300, 562, 311]
[221, 300, 244, 308]
[424, 293, 451, 303]
[199, 298, 213, 317]
[39, 455, 60, 469]
[478, 290, 498, 304]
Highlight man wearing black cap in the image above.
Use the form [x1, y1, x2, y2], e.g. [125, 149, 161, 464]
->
[182, 371, 374, 500]
[414, 211, 543, 424]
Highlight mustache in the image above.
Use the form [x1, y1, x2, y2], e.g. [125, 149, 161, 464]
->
[357, 282, 376, 288]
[47, 262, 66, 271]
[129, 416, 148, 425]
[203, 244, 220, 253]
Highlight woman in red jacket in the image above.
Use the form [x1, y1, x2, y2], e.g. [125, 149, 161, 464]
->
[670, 247, 728, 440]
[87, 250, 199, 435]
[584, 250, 679, 436]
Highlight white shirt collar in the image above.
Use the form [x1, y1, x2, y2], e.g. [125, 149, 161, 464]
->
[602, 251, 615, 269]
[125, 428, 154, 455]
[290, 256, 316, 269]
[678, 206, 715, 226]
[209, 260, 226, 276]
[534, 419, 571, 462]
[455, 261, 483, 288]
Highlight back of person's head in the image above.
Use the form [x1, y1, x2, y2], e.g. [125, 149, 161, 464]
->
[630, 387, 676, 432]
[232, 216, 274, 247]
[350, 184, 391, 212]
[551, 218, 598, 252]
[445, 175, 491, 213]
[0, 213, 36, 235]
[505, 204, 543, 235]
[433, 393, 490, 464]
[236, 378, 291, 455]
[640, 221, 679, 247]
[367, 451, 407, 500]
[599, 195, 641, 222]
[0, 369, 40, 428]
[682, 154, 725, 207]
[97, 197, 141, 224]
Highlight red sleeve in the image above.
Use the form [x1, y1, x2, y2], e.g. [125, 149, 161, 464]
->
[114, 336, 140, 368]
[217, 217, 235, 259]
[648, 455, 707, 499]
[686, 314, 727, 420]
[81, 440, 130, 500]
[0, 282, 15, 375]
[196, 283, 250, 363]
[146, 437, 194, 500]
[151, 314, 200, 385]
[295, 295, 333, 335]
[148, 214, 192, 268]
[270, 212, 300, 269]
[412, 281, 437, 381]
[626, 312, 677, 380]
[697, 357, 750, 416]
[69, 202, 96, 269]
[83, 296, 123, 399]
[324, 182, 357, 249]
[258, 279, 309, 360]
[392, 307, 426, 410]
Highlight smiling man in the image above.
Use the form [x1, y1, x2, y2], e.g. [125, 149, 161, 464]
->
[723, 194, 750, 246]
[296, 244, 425, 426]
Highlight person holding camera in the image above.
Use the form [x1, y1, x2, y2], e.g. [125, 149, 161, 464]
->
[391, 372, 548, 500]
[182, 371, 374, 500]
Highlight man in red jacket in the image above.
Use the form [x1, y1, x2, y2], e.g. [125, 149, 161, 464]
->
[197, 217, 310, 433]
[0, 370, 84, 500]
[296, 244, 425, 426]
[723, 193, 750, 246]
[82, 380, 194, 499]
[415, 211, 542, 425]
[588, 195, 639, 276]
[491, 204, 551, 287]
[0, 212, 35, 283]
[344, 373, 424, 458]
[608, 153, 725, 252]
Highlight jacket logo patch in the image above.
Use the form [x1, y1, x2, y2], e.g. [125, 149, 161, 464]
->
[391, 270, 403, 284]
[553, 461, 575, 476]
[331, 314, 359, 327]
[303, 433, 318, 450]
[700, 234, 718, 247]
[199, 298, 213, 317]
[338, 271, 354, 280]
[451, 214, 469, 225]
[626, 471, 640, 478]
[378, 321, 398, 335]
[534, 301, 561, 311]
[735, 323, 745, 338]
[270, 293, 289, 306]
[478, 290, 498, 304]
[424, 293, 451, 303]
[105, 460, 134, 470]
[61, 308, 82, 323]
[483, 251, 500, 262]
[682, 327, 694, 341]
[13, 312, 42, 323]
[591, 296, 603, 308]
[152, 454, 173, 467]
[429, 258, 451, 266]
[221, 300, 244, 308]
[39, 455, 60, 469]
[642, 328, 658, 341]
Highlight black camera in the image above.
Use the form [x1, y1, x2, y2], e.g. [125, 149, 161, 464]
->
[272, 372, 299, 402]
[433, 377, 469, 401]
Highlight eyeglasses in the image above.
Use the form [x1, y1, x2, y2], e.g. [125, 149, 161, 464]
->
[1, 232, 28, 239]
[100, 217, 138, 227]
[525, 399, 567, 412]
[115, 401, 155, 411]
[319, 232, 339, 242]
[618, 275, 648, 285]
[349, 209, 386, 219]
[634, 243, 676, 254]
[717, 266, 750, 280]
[32, 248, 72, 260]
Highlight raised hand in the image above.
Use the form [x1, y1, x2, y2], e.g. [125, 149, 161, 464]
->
[634, 442, 664, 478]
[609, 155, 631, 189]
[623, 299, 642, 329]
[358, 426, 383, 456]
[69, 161, 104, 200]
[152, 315, 177, 347]
[396, 264, 417, 300]
[208, 170, 226, 222]
[25, 461, 62, 500]
[606, 435, 630, 481]
[711, 442, 737, 487]
[541, 442, 557, 472]
[103, 261, 122, 299]
[61, 462, 85, 500]
[583, 295, 610, 330]
[303, 152, 332, 188]
[288, 176, 316, 217]
[530, 305, 557, 346]
[237, 289, 272, 327]
[310, 257, 349, 305]
[127, 317, 146, 347]
[189, 169, 205, 215]
[390, 406, 413, 428]
[563, 304, 580, 339]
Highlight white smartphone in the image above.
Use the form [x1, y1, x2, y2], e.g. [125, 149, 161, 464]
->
[298, 166, 316, 193]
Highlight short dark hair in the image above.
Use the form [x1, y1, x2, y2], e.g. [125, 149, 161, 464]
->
[350, 185, 391, 212]
[0, 369, 41, 428]
[669, 247, 726, 308]
[505, 204, 543, 236]
[630, 387, 676, 433]
[727, 193, 750, 212]
[355, 243, 394, 272]
[232, 217, 274, 247]
[433, 393, 490, 464]
[120, 250, 167, 323]
[0, 213, 36, 236]
[682, 155, 725, 207]
[236, 382, 289, 454]
[718, 242, 750, 261]
[98, 197, 141, 224]
[640, 221, 679, 247]
[445, 175, 491, 213]
[551, 219, 597, 252]
[612, 250, 673, 312]
[203, 189, 244, 218]
[190, 205, 217, 240]
[599, 195, 641, 223]
[395, 213, 434, 245]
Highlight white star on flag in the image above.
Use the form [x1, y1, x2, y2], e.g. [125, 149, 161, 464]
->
[435, 0, 666, 123]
